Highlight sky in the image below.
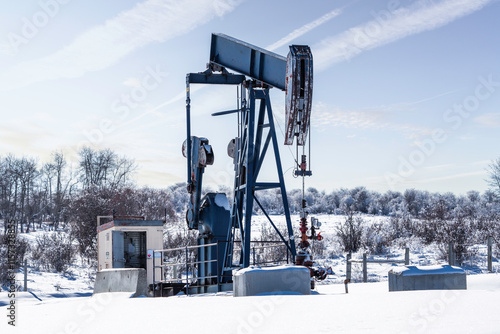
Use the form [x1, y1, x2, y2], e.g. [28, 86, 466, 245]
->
[0, 0, 499, 195]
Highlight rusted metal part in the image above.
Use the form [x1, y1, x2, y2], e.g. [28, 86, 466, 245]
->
[96, 221, 115, 233]
[112, 215, 145, 220]
[296, 215, 332, 283]
[96, 218, 161, 233]
[285, 45, 313, 146]
[344, 279, 350, 293]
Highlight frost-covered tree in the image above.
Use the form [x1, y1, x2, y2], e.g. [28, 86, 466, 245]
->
[169, 182, 190, 214]
[336, 195, 364, 253]
[487, 158, 500, 198]
[403, 188, 428, 217]
[31, 232, 74, 273]
[351, 187, 370, 213]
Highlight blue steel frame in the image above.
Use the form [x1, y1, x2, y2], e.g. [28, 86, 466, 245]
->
[186, 76, 297, 272]
[185, 34, 298, 280]
[223, 82, 296, 269]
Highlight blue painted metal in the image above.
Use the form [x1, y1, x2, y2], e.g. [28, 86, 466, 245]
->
[185, 70, 243, 231]
[210, 33, 287, 90]
[197, 193, 231, 284]
[223, 83, 296, 269]
[211, 109, 240, 117]
[265, 94, 296, 254]
[187, 72, 245, 85]
[185, 34, 309, 280]
[185, 76, 192, 189]
[254, 182, 281, 190]
[209, 34, 313, 147]
[183, 136, 214, 230]
[242, 85, 256, 268]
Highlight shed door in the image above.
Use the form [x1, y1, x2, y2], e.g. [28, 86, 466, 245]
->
[124, 231, 147, 269]
[112, 231, 125, 268]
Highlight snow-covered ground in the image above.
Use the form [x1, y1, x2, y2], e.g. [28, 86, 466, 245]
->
[1, 214, 499, 333]
[3, 214, 499, 299]
[13, 229, 95, 297]
[2, 274, 499, 333]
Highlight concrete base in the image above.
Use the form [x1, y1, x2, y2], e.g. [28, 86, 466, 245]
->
[93, 268, 149, 297]
[389, 265, 466, 292]
[233, 265, 310, 297]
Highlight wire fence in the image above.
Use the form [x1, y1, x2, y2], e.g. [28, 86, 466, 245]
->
[345, 237, 498, 283]
[152, 240, 291, 297]
[448, 236, 498, 273]
[346, 248, 409, 283]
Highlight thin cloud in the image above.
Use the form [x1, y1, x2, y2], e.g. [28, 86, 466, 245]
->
[314, 0, 493, 70]
[424, 164, 456, 170]
[0, 42, 11, 55]
[122, 77, 143, 88]
[414, 170, 487, 184]
[265, 8, 342, 51]
[474, 112, 500, 128]
[312, 101, 436, 138]
[472, 160, 491, 166]
[0, 0, 242, 90]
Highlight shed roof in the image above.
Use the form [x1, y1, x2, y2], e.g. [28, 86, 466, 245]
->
[97, 219, 164, 233]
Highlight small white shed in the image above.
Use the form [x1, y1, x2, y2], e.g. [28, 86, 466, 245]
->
[96, 216, 164, 286]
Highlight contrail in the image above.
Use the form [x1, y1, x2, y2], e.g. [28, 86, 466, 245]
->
[314, 0, 494, 70]
[0, 0, 242, 91]
[153, 7, 344, 111]
[265, 9, 343, 51]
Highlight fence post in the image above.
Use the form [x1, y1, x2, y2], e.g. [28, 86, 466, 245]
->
[153, 252, 156, 298]
[253, 246, 256, 266]
[362, 253, 367, 283]
[404, 248, 410, 266]
[346, 252, 352, 281]
[24, 259, 28, 292]
[488, 236, 493, 273]
[448, 242, 455, 266]
[217, 241, 221, 292]
[185, 247, 189, 296]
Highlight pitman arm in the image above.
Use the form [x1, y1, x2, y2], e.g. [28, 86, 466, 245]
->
[182, 136, 214, 229]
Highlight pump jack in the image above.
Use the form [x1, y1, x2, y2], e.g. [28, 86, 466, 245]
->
[184, 33, 331, 287]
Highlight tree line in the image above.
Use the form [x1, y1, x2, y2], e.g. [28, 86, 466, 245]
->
[0, 148, 183, 257]
[255, 173, 500, 263]
[0, 148, 499, 278]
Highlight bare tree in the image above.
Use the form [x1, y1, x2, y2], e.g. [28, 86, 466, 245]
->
[0, 156, 18, 228]
[40, 152, 76, 230]
[41, 160, 56, 226]
[70, 147, 137, 258]
[6, 156, 38, 233]
[78, 147, 136, 190]
[0, 157, 14, 234]
[487, 158, 500, 198]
